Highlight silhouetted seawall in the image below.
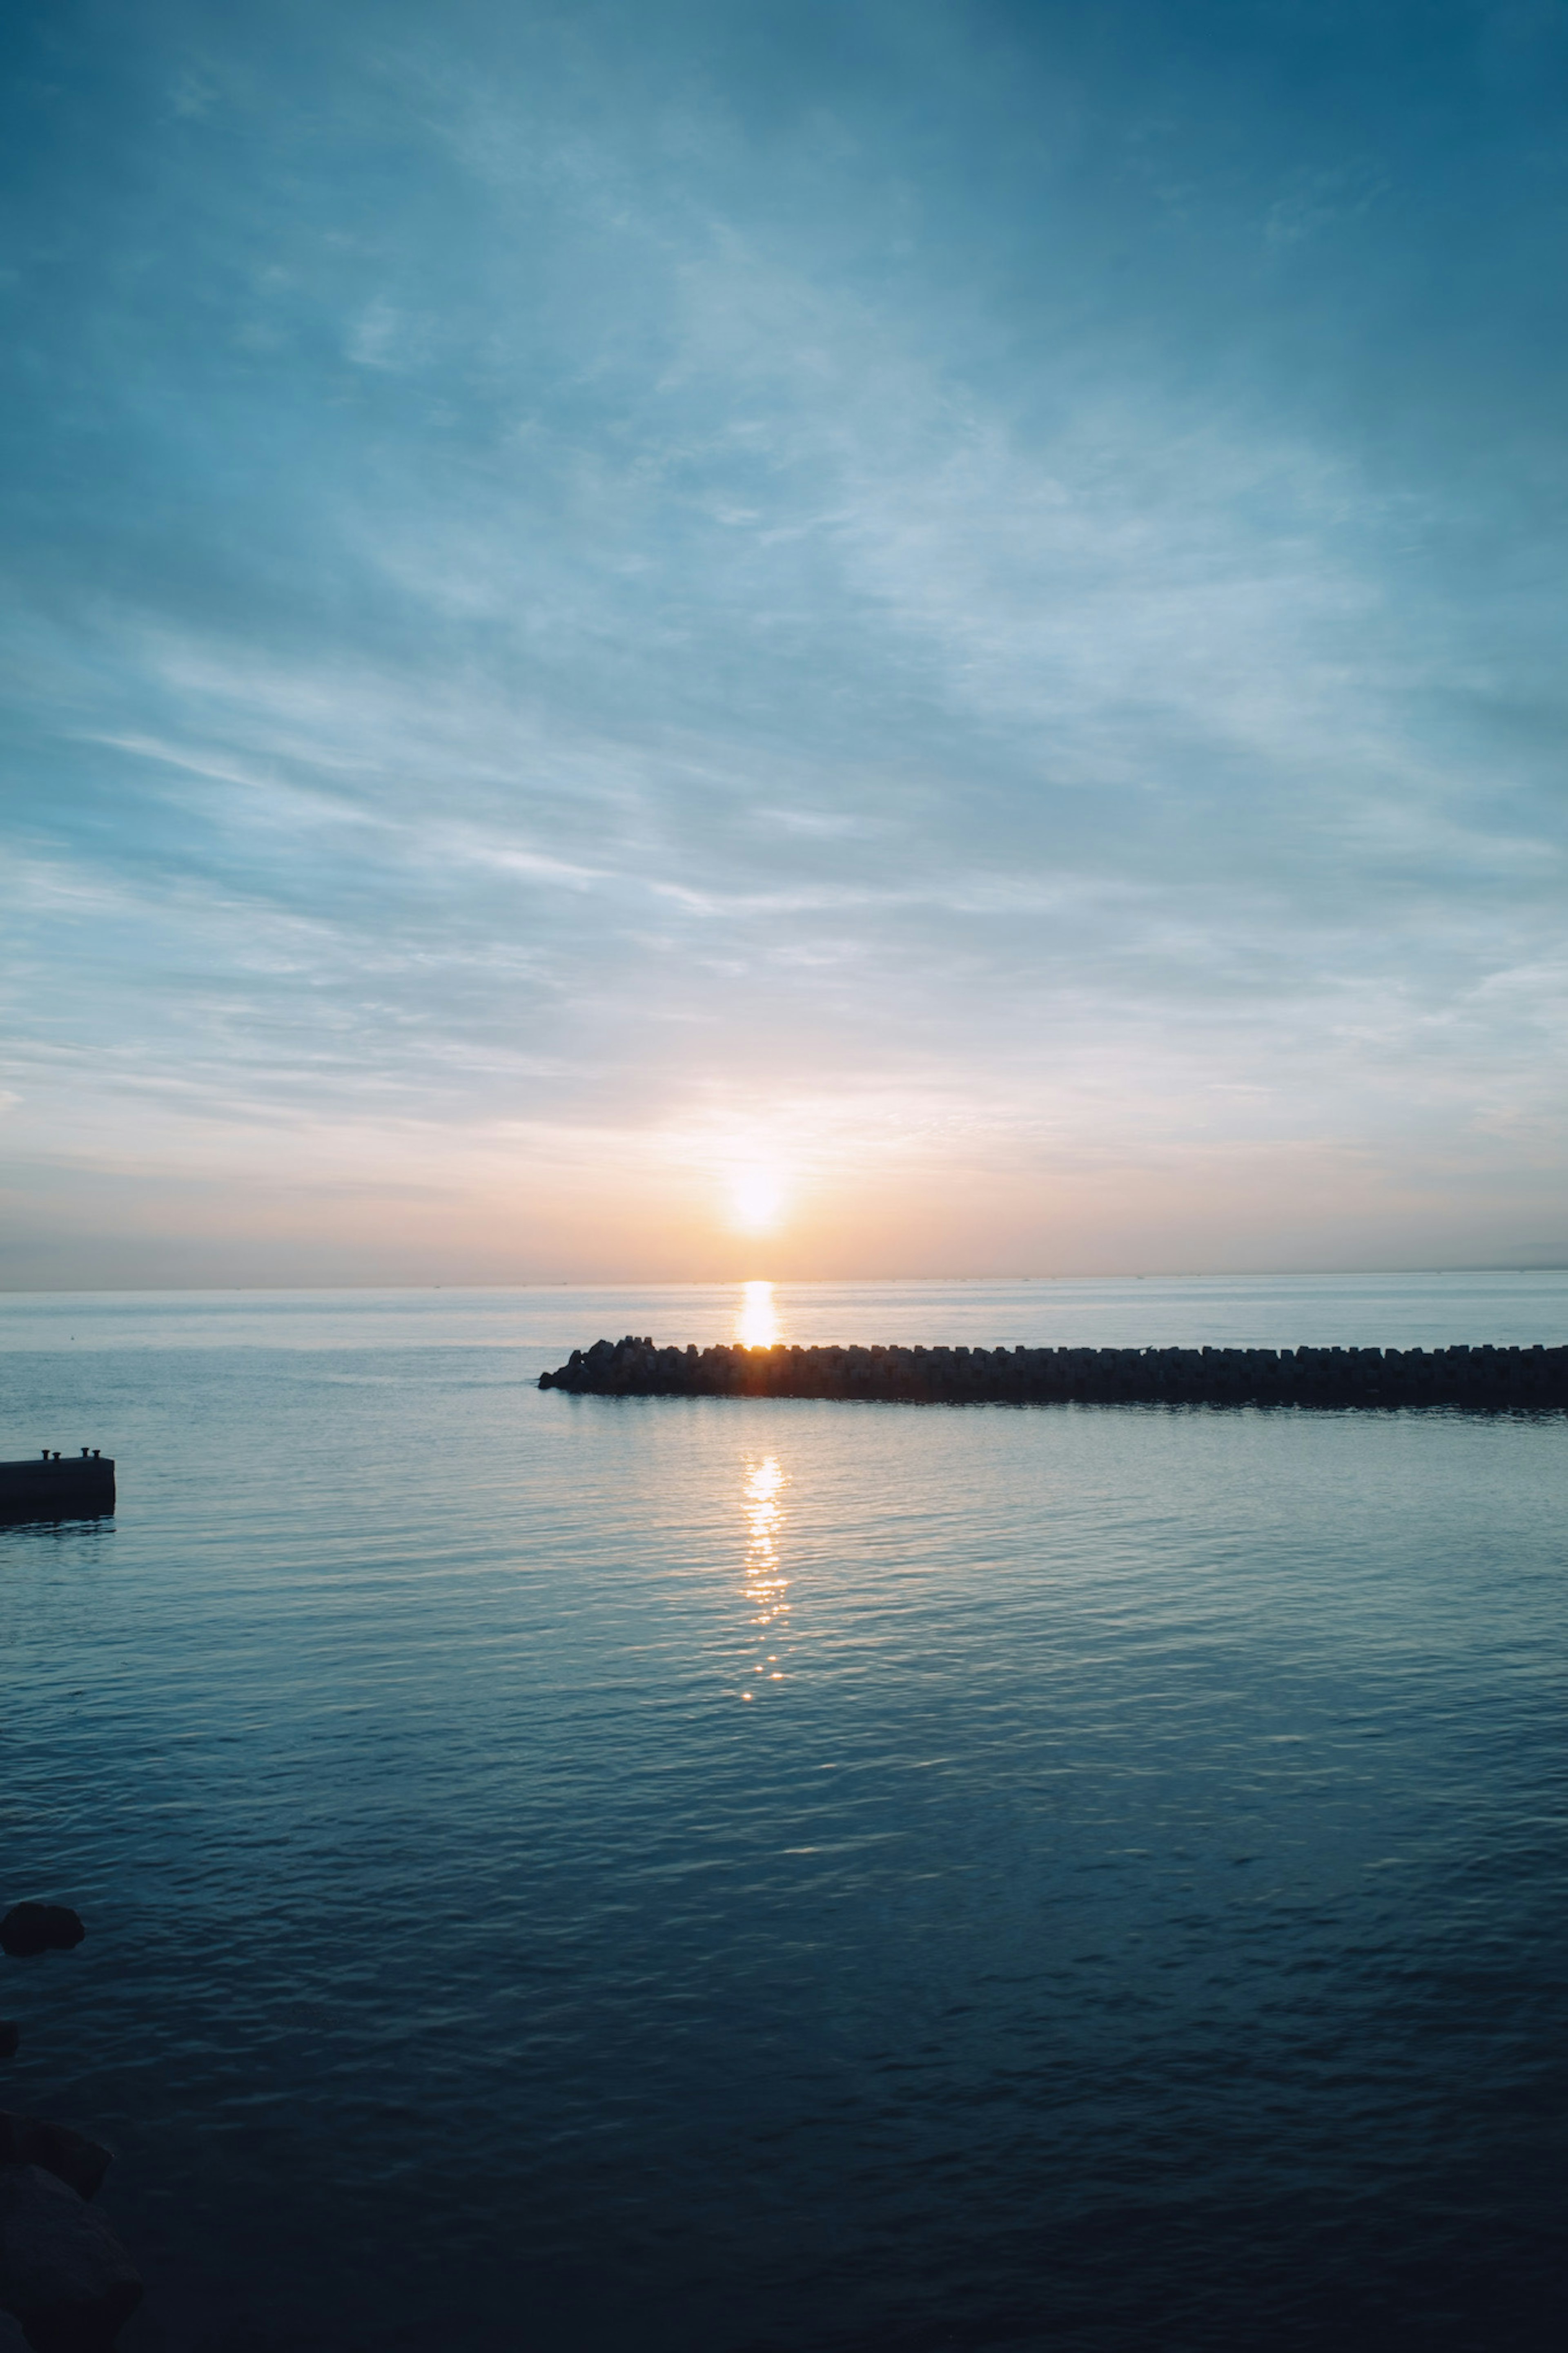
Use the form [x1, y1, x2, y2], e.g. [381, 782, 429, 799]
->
[0, 1454, 115, 1525]
[539, 1336, 1568, 1409]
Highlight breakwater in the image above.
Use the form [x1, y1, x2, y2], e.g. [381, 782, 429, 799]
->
[0, 1454, 114, 1527]
[540, 1335, 1568, 1408]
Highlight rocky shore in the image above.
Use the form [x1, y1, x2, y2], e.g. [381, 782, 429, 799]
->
[0, 1904, 141, 2351]
[540, 1334, 1568, 1409]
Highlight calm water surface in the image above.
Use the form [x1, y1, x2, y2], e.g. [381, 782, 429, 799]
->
[1, 1277, 1565, 2351]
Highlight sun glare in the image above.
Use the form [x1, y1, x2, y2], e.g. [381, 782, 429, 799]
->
[728, 1165, 785, 1233]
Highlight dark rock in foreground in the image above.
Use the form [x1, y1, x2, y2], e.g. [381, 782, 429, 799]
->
[540, 1334, 1568, 1410]
[0, 2165, 141, 2351]
[0, 2123, 109, 2208]
[0, 1914, 84, 1964]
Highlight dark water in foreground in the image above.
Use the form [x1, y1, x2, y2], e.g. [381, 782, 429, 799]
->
[1, 1275, 1566, 2352]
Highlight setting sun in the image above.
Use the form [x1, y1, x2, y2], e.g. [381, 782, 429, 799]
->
[728, 1165, 786, 1233]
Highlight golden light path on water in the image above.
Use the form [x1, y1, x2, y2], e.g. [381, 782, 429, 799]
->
[735, 1278, 780, 1349]
[731, 1284, 788, 1703]
[739, 1453, 789, 1704]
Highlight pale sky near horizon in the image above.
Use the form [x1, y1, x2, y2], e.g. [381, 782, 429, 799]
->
[3, 0, 1566, 1287]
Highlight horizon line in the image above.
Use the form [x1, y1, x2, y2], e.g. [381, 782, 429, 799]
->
[3, 1262, 1566, 1298]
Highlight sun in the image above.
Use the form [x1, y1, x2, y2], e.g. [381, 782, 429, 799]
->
[728, 1166, 786, 1233]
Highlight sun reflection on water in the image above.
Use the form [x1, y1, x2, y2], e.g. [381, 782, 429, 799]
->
[739, 1453, 789, 1702]
[735, 1278, 779, 1349]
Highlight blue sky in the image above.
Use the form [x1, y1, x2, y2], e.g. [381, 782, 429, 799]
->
[3, 0, 1566, 1283]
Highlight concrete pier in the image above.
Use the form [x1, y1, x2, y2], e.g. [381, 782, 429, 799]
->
[0, 1454, 116, 1525]
[539, 1337, 1568, 1410]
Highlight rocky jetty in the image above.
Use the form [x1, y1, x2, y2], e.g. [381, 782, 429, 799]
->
[540, 1334, 1568, 1409]
[0, 1904, 141, 2351]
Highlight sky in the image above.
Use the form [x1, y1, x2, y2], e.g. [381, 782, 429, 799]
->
[3, 0, 1566, 1287]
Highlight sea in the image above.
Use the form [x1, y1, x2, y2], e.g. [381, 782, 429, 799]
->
[1, 1273, 1565, 2353]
